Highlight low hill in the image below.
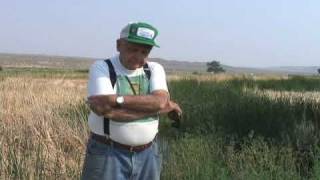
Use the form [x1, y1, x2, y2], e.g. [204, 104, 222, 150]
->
[0, 53, 318, 75]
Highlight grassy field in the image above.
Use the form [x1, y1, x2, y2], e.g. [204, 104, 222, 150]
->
[1, 68, 320, 179]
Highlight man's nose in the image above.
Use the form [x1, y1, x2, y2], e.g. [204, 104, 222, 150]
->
[133, 52, 145, 61]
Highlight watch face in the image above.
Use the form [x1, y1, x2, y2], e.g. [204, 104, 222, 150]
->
[117, 96, 124, 104]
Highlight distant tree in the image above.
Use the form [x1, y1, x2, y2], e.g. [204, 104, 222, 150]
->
[192, 71, 200, 75]
[206, 60, 225, 73]
[318, 68, 320, 74]
[0, 66, 2, 71]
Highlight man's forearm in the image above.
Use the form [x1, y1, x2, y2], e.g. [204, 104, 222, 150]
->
[88, 90, 169, 113]
[88, 94, 181, 121]
[105, 108, 158, 122]
[121, 94, 168, 112]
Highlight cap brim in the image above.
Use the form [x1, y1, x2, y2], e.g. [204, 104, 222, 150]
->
[126, 38, 160, 48]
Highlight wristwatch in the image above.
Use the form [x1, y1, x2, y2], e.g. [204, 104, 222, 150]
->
[116, 96, 124, 107]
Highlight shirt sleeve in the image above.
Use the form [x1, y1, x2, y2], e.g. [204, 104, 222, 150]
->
[87, 60, 115, 97]
[149, 62, 168, 92]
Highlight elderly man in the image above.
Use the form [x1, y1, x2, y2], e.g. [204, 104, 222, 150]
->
[81, 22, 182, 180]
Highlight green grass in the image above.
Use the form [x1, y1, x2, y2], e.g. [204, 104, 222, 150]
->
[160, 77, 320, 179]
[0, 67, 88, 78]
[230, 75, 320, 91]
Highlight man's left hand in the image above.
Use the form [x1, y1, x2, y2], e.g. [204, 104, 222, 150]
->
[86, 95, 115, 116]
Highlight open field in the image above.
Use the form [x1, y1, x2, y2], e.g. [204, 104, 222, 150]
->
[1, 68, 320, 179]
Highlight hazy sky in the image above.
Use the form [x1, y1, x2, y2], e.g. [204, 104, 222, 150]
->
[0, 0, 319, 67]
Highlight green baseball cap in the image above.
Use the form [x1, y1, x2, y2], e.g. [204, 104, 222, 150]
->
[120, 22, 160, 47]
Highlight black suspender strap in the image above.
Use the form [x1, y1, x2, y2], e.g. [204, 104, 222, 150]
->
[105, 59, 117, 87]
[103, 59, 116, 135]
[102, 59, 151, 135]
[143, 63, 151, 80]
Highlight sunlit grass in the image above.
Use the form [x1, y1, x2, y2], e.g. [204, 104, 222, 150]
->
[0, 76, 88, 179]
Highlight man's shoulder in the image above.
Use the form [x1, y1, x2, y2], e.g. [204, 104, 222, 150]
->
[90, 58, 116, 75]
[146, 61, 165, 71]
[91, 59, 106, 69]
[91, 55, 118, 69]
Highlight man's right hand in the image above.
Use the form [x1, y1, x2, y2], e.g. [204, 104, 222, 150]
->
[168, 110, 182, 122]
[159, 100, 182, 121]
[167, 102, 182, 128]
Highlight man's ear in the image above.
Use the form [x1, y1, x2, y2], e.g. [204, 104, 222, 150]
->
[116, 39, 121, 52]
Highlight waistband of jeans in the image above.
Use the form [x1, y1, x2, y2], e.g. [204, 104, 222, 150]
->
[90, 132, 154, 152]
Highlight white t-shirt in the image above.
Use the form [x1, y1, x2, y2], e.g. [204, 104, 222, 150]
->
[87, 55, 168, 146]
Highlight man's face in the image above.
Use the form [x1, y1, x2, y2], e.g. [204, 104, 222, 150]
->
[117, 39, 153, 70]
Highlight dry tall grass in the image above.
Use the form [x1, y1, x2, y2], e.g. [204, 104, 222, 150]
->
[0, 77, 88, 179]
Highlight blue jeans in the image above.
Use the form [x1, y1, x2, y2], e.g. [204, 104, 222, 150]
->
[81, 137, 162, 180]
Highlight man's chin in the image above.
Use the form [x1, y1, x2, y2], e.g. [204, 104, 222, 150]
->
[129, 65, 143, 70]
